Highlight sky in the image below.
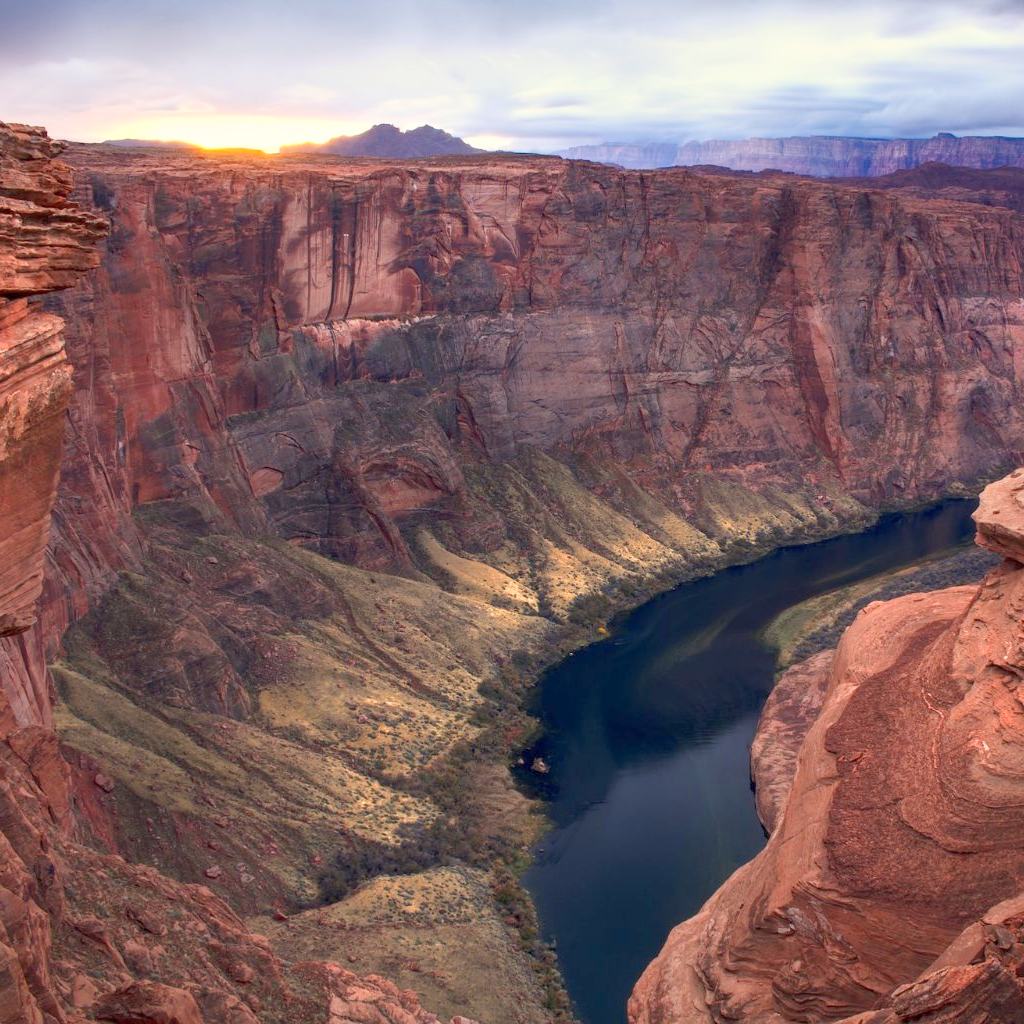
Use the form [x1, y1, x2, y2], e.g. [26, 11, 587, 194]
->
[3, 0, 1024, 153]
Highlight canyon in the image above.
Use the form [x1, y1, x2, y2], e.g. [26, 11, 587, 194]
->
[630, 474, 1024, 1022]
[4, 117, 1024, 1023]
[0, 122, 496, 1024]
[561, 133, 1024, 175]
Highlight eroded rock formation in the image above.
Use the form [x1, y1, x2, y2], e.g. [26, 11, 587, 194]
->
[630, 470, 1024, 1022]
[0, 123, 478, 1024]
[31, 145, 1024, 955]
[46, 139, 1024, 601]
[0, 123, 104, 642]
[8, 126, 1024, 1024]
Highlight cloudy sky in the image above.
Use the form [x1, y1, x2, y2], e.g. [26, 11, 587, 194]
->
[3, 0, 1023, 152]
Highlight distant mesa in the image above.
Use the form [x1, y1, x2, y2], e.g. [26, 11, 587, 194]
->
[281, 123, 483, 158]
[560, 132, 1024, 176]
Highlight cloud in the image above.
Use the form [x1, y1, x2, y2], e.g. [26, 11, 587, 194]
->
[1, 0, 1021, 150]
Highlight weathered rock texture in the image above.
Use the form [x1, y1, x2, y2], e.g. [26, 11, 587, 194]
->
[9, 132, 1024, 1024]
[32, 145, 1024, 945]
[630, 469, 1024, 1022]
[0, 121, 97, 1024]
[0, 123, 104, 640]
[0, 124, 479, 1024]
[46, 140, 1024, 597]
[748, 648, 833, 833]
[562, 133, 1024, 175]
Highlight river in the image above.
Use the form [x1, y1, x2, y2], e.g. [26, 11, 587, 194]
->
[519, 499, 979, 1024]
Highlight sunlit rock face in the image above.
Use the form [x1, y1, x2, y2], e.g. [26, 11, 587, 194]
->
[0, 123, 104, 644]
[44, 142, 1024, 605]
[8, 131, 1024, 1024]
[630, 470, 1024, 1023]
[0, 125, 482, 1024]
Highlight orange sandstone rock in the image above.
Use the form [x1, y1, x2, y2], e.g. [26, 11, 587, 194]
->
[10, 127, 1024, 1024]
[631, 471, 1024, 1023]
[0, 123, 104, 640]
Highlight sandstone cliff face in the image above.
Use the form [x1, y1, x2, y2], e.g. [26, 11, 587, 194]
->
[677, 135, 1024, 177]
[0, 123, 104, 644]
[9, 135, 1024, 1024]
[31, 146, 1024, 932]
[48, 141, 1024, 595]
[0, 123, 103, 1023]
[0, 124, 481, 1024]
[630, 470, 1024, 1023]
[563, 134, 1024, 176]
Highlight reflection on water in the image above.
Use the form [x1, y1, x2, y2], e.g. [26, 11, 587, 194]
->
[519, 501, 978, 1024]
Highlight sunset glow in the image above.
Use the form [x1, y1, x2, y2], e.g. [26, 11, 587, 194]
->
[114, 114, 367, 153]
[4, 0, 1024, 152]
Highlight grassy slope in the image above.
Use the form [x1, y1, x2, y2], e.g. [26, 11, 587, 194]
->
[52, 450, 895, 1024]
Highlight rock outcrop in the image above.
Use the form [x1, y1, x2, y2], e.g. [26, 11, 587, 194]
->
[561, 133, 1024, 175]
[0, 123, 479, 1024]
[46, 140, 1024, 599]
[630, 469, 1024, 1022]
[31, 147, 1024, 944]
[0, 123, 104, 1024]
[0, 123, 104, 641]
[748, 648, 833, 833]
[9, 128, 1024, 1024]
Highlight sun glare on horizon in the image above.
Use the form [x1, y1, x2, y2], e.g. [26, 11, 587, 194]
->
[114, 113, 366, 153]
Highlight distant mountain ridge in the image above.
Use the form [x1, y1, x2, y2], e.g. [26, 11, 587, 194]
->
[282, 123, 482, 158]
[560, 133, 1024, 176]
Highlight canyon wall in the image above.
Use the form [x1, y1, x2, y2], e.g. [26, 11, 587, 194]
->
[0, 123, 488, 1024]
[562, 134, 1024, 175]
[0, 119, 103, 1024]
[48, 140, 1024, 587]
[0, 124, 104, 712]
[630, 472, 1024, 1022]
[7, 128, 1024, 1023]
[35, 149, 1024, 914]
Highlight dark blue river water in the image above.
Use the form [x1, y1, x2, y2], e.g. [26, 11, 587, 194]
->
[520, 500, 978, 1024]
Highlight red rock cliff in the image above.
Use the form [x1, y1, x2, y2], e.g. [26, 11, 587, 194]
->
[20, 145, 1024, 1015]
[565, 134, 1024, 176]
[677, 134, 1024, 177]
[40, 142, 1024, 613]
[0, 124, 481, 1024]
[629, 470, 1024, 1022]
[9, 135, 1024, 1024]
[0, 118, 102, 1024]
[0, 123, 103, 657]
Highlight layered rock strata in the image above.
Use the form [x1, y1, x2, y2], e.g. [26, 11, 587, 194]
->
[0, 123, 104, 1023]
[630, 470, 1024, 1022]
[33, 143, 1024, 931]
[9, 130, 1024, 1023]
[0, 123, 104, 642]
[0, 123, 476, 1024]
